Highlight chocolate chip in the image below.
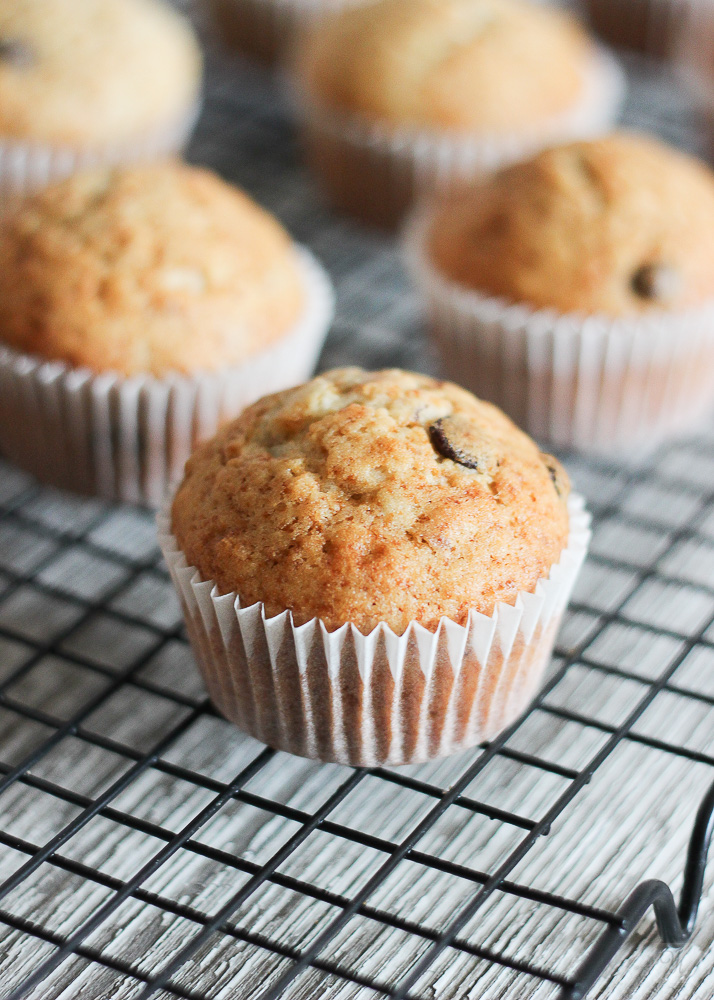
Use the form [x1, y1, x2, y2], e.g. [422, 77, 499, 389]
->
[429, 414, 503, 480]
[541, 453, 570, 500]
[429, 418, 480, 469]
[0, 39, 33, 69]
[631, 262, 680, 302]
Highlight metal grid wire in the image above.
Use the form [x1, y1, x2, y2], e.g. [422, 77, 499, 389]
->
[1, 39, 714, 1000]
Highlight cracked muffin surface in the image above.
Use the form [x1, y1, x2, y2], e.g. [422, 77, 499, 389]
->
[172, 367, 571, 635]
[0, 0, 201, 145]
[296, 0, 594, 132]
[0, 162, 305, 377]
[428, 132, 714, 316]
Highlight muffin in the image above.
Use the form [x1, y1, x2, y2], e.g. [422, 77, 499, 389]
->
[408, 132, 714, 452]
[292, 0, 624, 228]
[0, 162, 334, 504]
[208, 0, 370, 66]
[159, 368, 590, 766]
[0, 0, 203, 197]
[586, 0, 690, 58]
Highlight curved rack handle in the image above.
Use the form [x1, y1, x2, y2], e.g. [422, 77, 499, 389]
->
[563, 777, 714, 1000]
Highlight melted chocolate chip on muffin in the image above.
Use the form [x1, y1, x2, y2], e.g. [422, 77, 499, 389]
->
[540, 453, 570, 499]
[0, 0, 201, 145]
[172, 367, 571, 635]
[631, 262, 681, 303]
[0, 39, 33, 68]
[429, 415, 501, 478]
[429, 133, 714, 316]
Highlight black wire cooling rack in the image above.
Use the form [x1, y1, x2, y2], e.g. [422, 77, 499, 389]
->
[3, 434, 714, 1000]
[2, 26, 714, 1000]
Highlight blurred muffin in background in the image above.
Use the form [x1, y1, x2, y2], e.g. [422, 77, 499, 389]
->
[0, 0, 203, 197]
[407, 132, 714, 451]
[0, 162, 334, 505]
[586, 0, 692, 58]
[292, 0, 625, 228]
[208, 0, 372, 66]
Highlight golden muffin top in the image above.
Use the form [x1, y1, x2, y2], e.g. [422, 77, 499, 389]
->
[0, 162, 306, 376]
[172, 367, 571, 635]
[297, 0, 595, 132]
[428, 132, 714, 316]
[0, 0, 201, 144]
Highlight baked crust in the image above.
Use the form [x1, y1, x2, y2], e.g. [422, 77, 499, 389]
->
[0, 0, 201, 144]
[297, 0, 594, 132]
[0, 162, 305, 377]
[172, 367, 571, 635]
[429, 132, 714, 316]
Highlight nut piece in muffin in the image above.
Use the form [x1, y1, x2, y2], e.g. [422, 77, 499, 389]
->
[428, 132, 714, 316]
[0, 162, 306, 377]
[0, 0, 201, 146]
[297, 0, 597, 133]
[172, 367, 571, 636]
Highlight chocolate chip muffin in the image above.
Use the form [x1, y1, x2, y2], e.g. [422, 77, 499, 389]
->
[0, 162, 335, 504]
[293, 0, 623, 227]
[172, 368, 571, 634]
[409, 132, 714, 450]
[0, 0, 202, 194]
[0, 162, 306, 376]
[428, 132, 714, 316]
[163, 367, 588, 765]
[299, 0, 594, 132]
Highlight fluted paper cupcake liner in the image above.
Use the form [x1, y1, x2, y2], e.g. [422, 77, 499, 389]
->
[209, 0, 369, 65]
[158, 492, 590, 767]
[406, 211, 714, 452]
[292, 47, 625, 228]
[0, 99, 202, 200]
[587, 0, 692, 58]
[0, 247, 334, 507]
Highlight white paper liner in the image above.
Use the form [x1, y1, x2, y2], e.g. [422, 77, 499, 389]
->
[157, 489, 590, 767]
[405, 210, 714, 453]
[0, 246, 334, 507]
[291, 46, 625, 228]
[209, 0, 370, 64]
[0, 98, 202, 200]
